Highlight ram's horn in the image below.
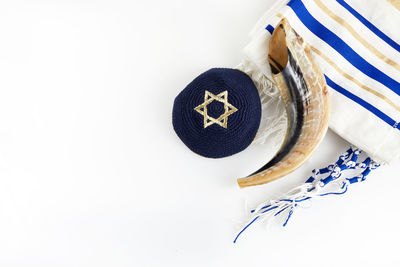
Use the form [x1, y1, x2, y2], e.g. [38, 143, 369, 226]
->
[237, 18, 330, 188]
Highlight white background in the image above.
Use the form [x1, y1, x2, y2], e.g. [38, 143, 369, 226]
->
[0, 0, 399, 266]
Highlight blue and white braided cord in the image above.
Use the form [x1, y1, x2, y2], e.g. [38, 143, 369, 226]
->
[234, 147, 380, 243]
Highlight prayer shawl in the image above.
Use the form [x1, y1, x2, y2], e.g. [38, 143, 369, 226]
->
[246, 0, 400, 163]
[235, 0, 400, 242]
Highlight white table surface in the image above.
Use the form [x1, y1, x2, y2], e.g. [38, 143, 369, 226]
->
[0, 0, 399, 266]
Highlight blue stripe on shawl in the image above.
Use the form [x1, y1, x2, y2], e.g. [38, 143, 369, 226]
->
[287, 0, 400, 97]
[336, 0, 400, 53]
[325, 75, 399, 130]
[266, 25, 275, 35]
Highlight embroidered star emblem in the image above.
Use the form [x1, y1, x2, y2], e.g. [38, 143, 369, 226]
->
[194, 90, 238, 129]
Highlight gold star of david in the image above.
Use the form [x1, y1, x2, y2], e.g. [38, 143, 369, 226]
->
[194, 90, 238, 129]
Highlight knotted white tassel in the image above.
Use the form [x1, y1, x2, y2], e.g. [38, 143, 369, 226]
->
[234, 147, 380, 243]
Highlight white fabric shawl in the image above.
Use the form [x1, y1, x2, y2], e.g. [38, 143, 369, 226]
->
[243, 0, 400, 164]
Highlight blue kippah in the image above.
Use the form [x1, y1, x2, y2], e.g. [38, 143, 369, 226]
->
[172, 68, 261, 158]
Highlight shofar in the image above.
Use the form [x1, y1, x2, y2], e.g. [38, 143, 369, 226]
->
[238, 18, 330, 188]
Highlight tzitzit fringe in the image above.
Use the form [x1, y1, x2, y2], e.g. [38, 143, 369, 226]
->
[234, 147, 380, 243]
